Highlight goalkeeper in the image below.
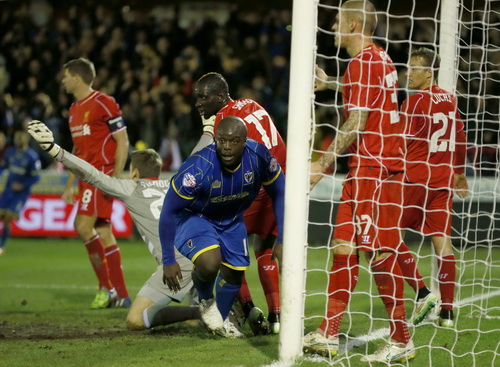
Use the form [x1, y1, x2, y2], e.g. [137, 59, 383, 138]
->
[27, 120, 208, 333]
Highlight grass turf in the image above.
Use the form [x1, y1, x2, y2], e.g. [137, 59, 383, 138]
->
[0, 238, 499, 366]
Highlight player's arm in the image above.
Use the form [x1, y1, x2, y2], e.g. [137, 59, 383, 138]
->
[159, 185, 191, 292]
[315, 65, 344, 92]
[27, 120, 134, 200]
[262, 169, 285, 266]
[454, 115, 468, 198]
[190, 115, 216, 155]
[310, 110, 368, 188]
[21, 156, 41, 190]
[111, 129, 129, 178]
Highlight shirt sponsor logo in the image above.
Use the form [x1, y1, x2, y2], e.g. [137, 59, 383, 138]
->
[182, 173, 196, 187]
[244, 171, 253, 184]
[269, 157, 279, 173]
[210, 192, 249, 203]
[212, 180, 221, 189]
[70, 124, 92, 137]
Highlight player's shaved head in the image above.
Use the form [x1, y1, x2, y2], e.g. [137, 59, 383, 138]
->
[197, 72, 229, 96]
[341, 0, 377, 35]
[217, 116, 247, 140]
[215, 116, 247, 169]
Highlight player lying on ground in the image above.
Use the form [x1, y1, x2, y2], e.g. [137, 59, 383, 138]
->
[160, 116, 285, 338]
[192, 72, 285, 334]
[27, 120, 243, 338]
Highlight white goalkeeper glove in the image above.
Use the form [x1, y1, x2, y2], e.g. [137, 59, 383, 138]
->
[201, 115, 216, 136]
[27, 120, 62, 158]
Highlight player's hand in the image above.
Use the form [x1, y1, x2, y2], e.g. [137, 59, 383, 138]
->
[62, 187, 75, 205]
[271, 242, 283, 273]
[315, 65, 328, 92]
[454, 173, 469, 198]
[310, 160, 328, 190]
[201, 115, 216, 137]
[163, 263, 183, 293]
[27, 120, 61, 158]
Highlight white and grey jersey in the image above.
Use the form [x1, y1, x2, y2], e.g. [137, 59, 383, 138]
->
[59, 150, 190, 269]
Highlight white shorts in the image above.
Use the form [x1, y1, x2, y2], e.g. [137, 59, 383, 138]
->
[137, 255, 194, 304]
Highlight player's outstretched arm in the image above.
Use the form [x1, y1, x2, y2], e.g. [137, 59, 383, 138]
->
[27, 120, 134, 200]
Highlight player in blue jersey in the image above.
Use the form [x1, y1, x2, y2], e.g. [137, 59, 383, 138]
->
[159, 116, 285, 336]
[0, 130, 41, 255]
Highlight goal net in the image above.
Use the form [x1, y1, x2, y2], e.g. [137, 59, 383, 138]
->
[281, 0, 500, 365]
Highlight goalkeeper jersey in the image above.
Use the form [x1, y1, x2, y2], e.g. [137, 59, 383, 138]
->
[59, 150, 188, 267]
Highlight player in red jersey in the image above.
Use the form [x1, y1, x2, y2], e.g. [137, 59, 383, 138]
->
[304, 1, 415, 363]
[192, 72, 285, 335]
[61, 58, 131, 309]
[396, 48, 468, 328]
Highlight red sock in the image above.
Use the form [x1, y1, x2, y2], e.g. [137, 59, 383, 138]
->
[85, 235, 113, 290]
[438, 254, 456, 310]
[372, 254, 411, 345]
[319, 254, 359, 338]
[237, 274, 253, 305]
[105, 244, 129, 298]
[255, 249, 280, 314]
[397, 242, 426, 292]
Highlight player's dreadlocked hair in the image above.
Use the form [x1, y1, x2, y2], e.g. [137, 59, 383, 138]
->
[197, 72, 229, 96]
[130, 149, 162, 178]
[62, 58, 96, 85]
[411, 47, 441, 81]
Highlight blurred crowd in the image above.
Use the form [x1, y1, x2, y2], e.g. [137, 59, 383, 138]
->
[0, 0, 291, 170]
[0, 0, 498, 175]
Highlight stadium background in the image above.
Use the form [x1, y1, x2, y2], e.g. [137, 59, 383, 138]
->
[0, 0, 498, 243]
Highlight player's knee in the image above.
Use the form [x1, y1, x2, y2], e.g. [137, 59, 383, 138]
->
[73, 221, 94, 239]
[126, 310, 147, 331]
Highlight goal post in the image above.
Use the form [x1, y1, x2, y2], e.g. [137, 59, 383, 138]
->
[279, 0, 317, 362]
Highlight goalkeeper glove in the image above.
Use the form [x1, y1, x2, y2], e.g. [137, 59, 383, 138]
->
[202, 115, 216, 136]
[27, 120, 62, 158]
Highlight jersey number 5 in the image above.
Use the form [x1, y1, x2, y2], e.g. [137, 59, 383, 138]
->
[430, 112, 456, 153]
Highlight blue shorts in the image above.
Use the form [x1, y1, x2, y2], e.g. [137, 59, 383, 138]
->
[0, 189, 29, 217]
[175, 216, 250, 271]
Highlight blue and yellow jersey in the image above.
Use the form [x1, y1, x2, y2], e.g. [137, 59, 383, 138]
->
[1, 147, 41, 193]
[170, 139, 281, 229]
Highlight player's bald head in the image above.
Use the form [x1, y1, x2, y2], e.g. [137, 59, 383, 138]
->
[217, 116, 247, 140]
[341, 0, 377, 35]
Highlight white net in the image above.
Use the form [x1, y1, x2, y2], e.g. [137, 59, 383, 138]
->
[300, 0, 500, 365]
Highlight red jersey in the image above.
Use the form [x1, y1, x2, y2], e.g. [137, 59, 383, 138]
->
[342, 44, 404, 173]
[68, 91, 126, 169]
[214, 99, 286, 171]
[402, 85, 466, 188]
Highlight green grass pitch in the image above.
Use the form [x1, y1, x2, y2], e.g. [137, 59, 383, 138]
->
[0, 238, 499, 366]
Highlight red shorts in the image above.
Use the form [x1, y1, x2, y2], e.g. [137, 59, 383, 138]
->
[334, 169, 403, 251]
[77, 180, 113, 219]
[402, 184, 453, 236]
[244, 190, 278, 238]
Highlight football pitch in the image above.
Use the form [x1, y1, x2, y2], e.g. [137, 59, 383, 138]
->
[1, 238, 499, 367]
